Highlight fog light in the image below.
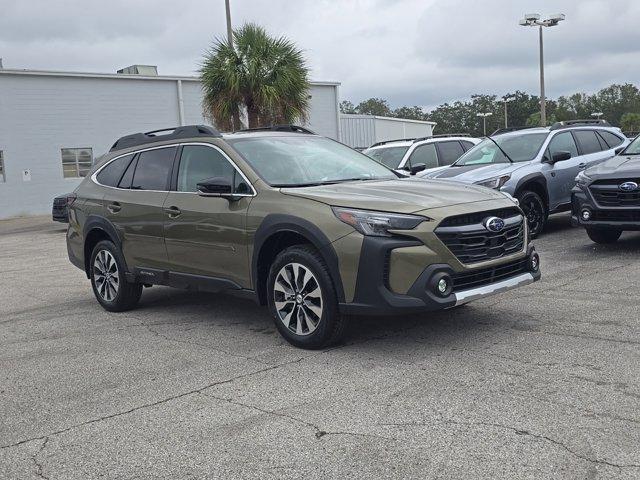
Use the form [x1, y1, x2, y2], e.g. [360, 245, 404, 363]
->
[581, 209, 591, 221]
[437, 278, 448, 294]
[529, 252, 540, 272]
[431, 273, 452, 297]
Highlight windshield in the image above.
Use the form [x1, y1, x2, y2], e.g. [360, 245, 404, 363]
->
[228, 136, 398, 187]
[623, 136, 640, 155]
[454, 133, 548, 166]
[363, 146, 409, 169]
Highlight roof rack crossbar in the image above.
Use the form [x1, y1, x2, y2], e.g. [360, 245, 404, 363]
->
[110, 124, 222, 151]
[549, 119, 611, 131]
[412, 133, 470, 143]
[235, 124, 316, 134]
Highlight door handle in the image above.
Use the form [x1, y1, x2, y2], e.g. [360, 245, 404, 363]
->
[107, 202, 121, 214]
[164, 206, 182, 218]
[578, 163, 587, 169]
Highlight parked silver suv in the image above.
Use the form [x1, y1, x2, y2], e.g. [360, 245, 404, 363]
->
[421, 120, 629, 236]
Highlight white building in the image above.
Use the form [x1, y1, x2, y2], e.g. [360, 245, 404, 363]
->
[0, 67, 340, 219]
[340, 114, 436, 149]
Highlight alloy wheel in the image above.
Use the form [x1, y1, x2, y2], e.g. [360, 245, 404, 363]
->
[273, 262, 323, 336]
[521, 196, 544, 236]
[93, 250, 120, 302]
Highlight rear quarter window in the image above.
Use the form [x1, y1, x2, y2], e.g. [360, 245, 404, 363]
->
[96, 154, 134, 187]
[597, 131, 624, 149]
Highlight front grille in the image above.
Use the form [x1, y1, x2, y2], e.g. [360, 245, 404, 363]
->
[435, 209, 525, 264]
[53, 197, 67, 206]
[592, 210, 640, 222]
[452, 258, 529, 292]
[589, 179, 640, 207]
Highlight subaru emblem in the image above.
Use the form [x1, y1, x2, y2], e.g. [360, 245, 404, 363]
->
[619, 181, 639, 192]
[484, 216, 505, 232]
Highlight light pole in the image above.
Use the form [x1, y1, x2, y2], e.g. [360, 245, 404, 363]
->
[519, 13, 565, 127]
[225, 0, 233, 44]
[477, 112, 493, 136]
[591, 112, 604, 120]
[503, 96, 515, 128]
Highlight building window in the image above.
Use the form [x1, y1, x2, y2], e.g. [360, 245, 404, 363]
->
[0, 151, 5, 182]
[62, 148, 93, 178]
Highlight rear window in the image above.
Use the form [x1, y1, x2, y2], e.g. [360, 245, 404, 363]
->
[597, 131, 624, 149]
[96, 154, 134, 187]
[363, 146, 409, 169]
[573, 131, 603, 155]
[131, 147, 177, 190]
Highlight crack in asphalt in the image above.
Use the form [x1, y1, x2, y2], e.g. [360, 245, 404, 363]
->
[199, 392, 393, 442]
[31, 437, 49, 480]
[0, 354, 318, 451]
[379, 419, 640, 469]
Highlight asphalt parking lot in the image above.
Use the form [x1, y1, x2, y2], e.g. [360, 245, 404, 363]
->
[0, 214, 639, 479]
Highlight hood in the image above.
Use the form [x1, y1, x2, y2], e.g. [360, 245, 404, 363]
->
[280, 178, 506, 214]
[585, 155, 640, 178]
[422, 162, 524, 184]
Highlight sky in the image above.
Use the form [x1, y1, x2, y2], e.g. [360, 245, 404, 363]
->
[1, 0, 639, 110]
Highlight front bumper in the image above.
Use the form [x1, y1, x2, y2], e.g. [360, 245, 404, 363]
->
[339, 238, 540, 315]
[571, 188, 640, 231]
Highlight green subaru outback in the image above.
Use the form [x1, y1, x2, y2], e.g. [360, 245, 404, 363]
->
[65, 125, 541, 348]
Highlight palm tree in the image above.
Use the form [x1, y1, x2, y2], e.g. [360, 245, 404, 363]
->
[200, 23, 311, 131]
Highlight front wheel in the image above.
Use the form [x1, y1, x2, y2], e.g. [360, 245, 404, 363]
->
[586, 228, 622, 244]
[267, 245, 346, 349]
[517, 190, 547, 238]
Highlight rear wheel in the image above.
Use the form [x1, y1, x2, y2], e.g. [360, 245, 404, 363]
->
[517, 190, 547, 238]
[586, 228, 622, 244]
[267, 245, 346, 349]
[90, 240, 142, 312]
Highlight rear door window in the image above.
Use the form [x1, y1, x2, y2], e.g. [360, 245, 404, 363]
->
[96, 154, 134, 187]
[573, 131, 604, 155]
[408, 143, 439, 168]
[131, 147, 177, 190]
[436, 141, 465, 165]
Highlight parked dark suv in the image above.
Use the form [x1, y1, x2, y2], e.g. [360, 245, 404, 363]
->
[66, 125, 541, 348]
[572, 134, 640, 243]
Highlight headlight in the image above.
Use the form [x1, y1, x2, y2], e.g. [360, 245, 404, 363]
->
[575, 170, 591, 188]
[332, 207, 428, 236]
[474, 175, 511, 190]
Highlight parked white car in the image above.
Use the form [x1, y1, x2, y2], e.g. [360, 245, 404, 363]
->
[363, 135, 482, 174]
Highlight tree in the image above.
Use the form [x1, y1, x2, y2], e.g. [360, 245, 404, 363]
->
[200, 23, 310, 130]
[356, 98, 392, 116]
[620, 113, 640, 134]
[339, 101, 358, 114]
[393, 106, 427, 121]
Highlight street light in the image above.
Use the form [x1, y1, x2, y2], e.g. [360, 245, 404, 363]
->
[504, 96, 516, 128]
[519, 13, 565, 127]
[591, 112, 604, 120]
[477, 112, 493, 136]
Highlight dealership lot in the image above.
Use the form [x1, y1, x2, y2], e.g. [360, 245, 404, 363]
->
[0, 215, 639, 479]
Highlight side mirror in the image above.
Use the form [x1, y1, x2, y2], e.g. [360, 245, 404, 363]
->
[409, 163, 427, 175]
[615, 146, 624, 155]
[551, 151, 572, 163]
[197, 177, 233, 197]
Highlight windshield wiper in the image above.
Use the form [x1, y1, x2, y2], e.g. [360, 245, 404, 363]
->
[486, 136, 514, 163]
[273, 181, 340, 188]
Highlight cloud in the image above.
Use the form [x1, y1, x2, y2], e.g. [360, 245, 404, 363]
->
[1, 0, 638, 109]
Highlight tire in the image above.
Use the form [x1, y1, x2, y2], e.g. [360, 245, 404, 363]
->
[90, 240, 142, 312]
[517, 190, 547, 239]
[586, 228, 622, 244]
[267, 245, 346, 349]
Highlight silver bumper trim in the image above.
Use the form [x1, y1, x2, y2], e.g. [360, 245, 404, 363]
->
[453, 272, 535, 306]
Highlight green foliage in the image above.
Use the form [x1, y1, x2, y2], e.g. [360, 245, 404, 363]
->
[343, 83, 640, 136]
[620, 113, 640, 134]
[339, 101, 357, 114]
[200, 23, 310, 130]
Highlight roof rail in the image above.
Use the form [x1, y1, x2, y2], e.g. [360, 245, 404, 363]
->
[369, 138, 417, 147]
[235, 124, 316, 134]
[412, 133, 470, 143]
[110, 125, 221, 152]
[549, 119, 611, 131]
[490, 126, 538, 136]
